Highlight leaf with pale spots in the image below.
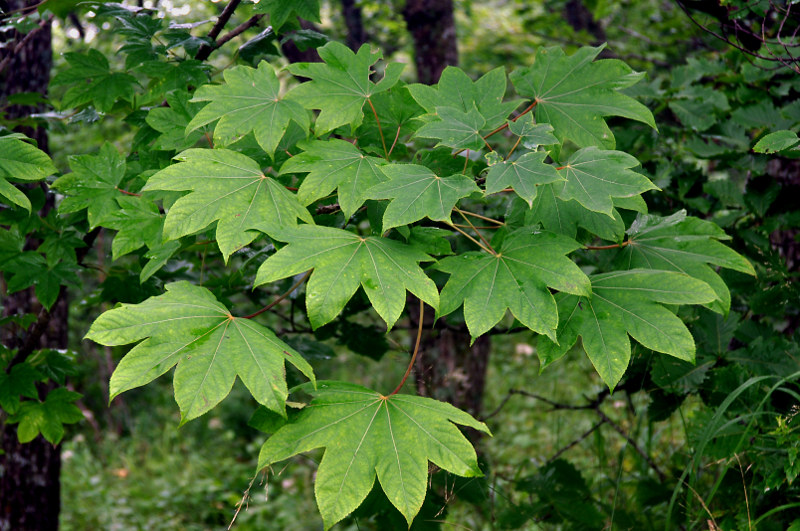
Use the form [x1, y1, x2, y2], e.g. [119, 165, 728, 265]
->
[365, 163, 479, 230]
[280, 139, 388, 218]
[437, 228, 590, 339]
[85, 281, 315, 423]
[509, 45, 656, 149]
[414, 105, 487, 150]
[617, 211, 756, 314]
[143, 148, 312, 261]
[187, 62, 309, 156]
[538, 270, 717, 389]
[485, 152, 563, 205]
[255, 225, 439, 329]
[556, 147, 657, 216]
[286, 42, 404, 134]
[258, 381, 490, 529]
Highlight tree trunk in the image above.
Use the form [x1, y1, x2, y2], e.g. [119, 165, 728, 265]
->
[0, 2, 61, 530]
[341, 0, 367, 51]
[403, 0, 458, 84]
[563, 0, 606, 43]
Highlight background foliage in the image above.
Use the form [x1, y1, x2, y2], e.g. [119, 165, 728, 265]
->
[1, 0, 799, 530]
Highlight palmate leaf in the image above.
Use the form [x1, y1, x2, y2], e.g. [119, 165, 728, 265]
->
[99, 196, 164, 260]
[485, 152, 563, 206]
[143, 148, 312, 261]
[280, 139, 388, 218]
[187, 62, 309, 156]
[414, 105, 487, 150]
[258, 381, 490, 529]
[0, 135, 57, 211]
[556, 147, 657, 216]
[286, 42, 405, 134]
[527, 184, 630, 241]
[255, 225, 439, 329]
[538, 270, 718, 389]
[253, 0, 321, 30]
[50, 49, 138, 112]
[619, 211, 756, 314]
[53, 142, 126, 228]
[407, 66, 522, 132]
[509, 45, 656, 149]
[85, 281, 315, 423]
[437, 228, 590, 339]
[7, 388, 83, 444]
[365, 163, 479, 230]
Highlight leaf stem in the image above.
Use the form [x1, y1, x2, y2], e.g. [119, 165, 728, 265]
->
[455, 207, 496, 254]
[387, 124, 402, 158]
[116, 187, 141, 197]
[367, 97, 389, 159]
[458, 209, 504, 225]
[454, 100, 538, 156]
[242, 270, 312, 319]
[449, 223, 495, 255]
[388, 298, 425, 396]
[585, 240, 630, 250]
[506, 135, 522, 160]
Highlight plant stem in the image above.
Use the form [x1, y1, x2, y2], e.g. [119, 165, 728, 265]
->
[450, 223, 494, 254]
[388, 124, 402, 158]
[242, 270, 312, 319]
[367, 97, 389, 159]
[585, 240, 630, 250]
[455, 207, 496, 254]
[388, 298, 425, 396]
[506, 135, 522, 160]
[458, 209, 504, 225]
[116, 187, 141, 197]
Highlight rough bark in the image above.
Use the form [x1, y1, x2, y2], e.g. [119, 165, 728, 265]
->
[402, 0, 458, 84]
[563, 0, 606, 43]
[0, 2, 61, 530]
[341, 0, 368, 51]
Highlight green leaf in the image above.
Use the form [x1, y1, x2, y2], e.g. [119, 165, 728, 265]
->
[556, 147, 657, 216]
[507, 114, 558, 147]
[407, 66, 522, 131]
[85, 281, 315, 423]
[37, 231, 86, 266]
[527, 185, 627, 241]
[8, 388, 83, 444]
[4, 252, 81, 310]
[145, 90, 205, 151]
[0, 136, 57, 211]
[753, 130, 800, 154]
[286, 42, 404, 134]
[280, 139, 388, 218]
[509, 45, 656, 149]
[437, 228, 590, 339]
[0, 363, 43, 415]
[255, 225, 439, 329]
[53, 142, 126, 228]
[143, 148, 312, 261]
[187, 62, 309, 156]
[619, 211, 755, 314]
[258, 381, 490, 529]
[365, 164, 479, 230]
[539, 270, 717, 389]
[51, 49, 138, 112]
[253, 0, 320, 30]
[100, 196, 164, 260]
[414, 105, 487, 150]
[485, 152, 563, 206]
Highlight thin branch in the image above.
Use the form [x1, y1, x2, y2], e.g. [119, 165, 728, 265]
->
[0, 15, 53, 76]
[388, 298, 425, 396]
[243, 270, 312, 319]
[547, 420, 606, 463]
[213, 14, 266, 54]
[195, 0, 262, 61]
[595, 408, 666, 482]
[315, 203, 341, 215]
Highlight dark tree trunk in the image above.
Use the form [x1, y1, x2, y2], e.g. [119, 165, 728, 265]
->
[402, 0, 458, 84]
[341, 0, 367, 51]
[401, 2, 489, 425]
[0, 2, 61, 530]
[563, 0, 606, 43]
